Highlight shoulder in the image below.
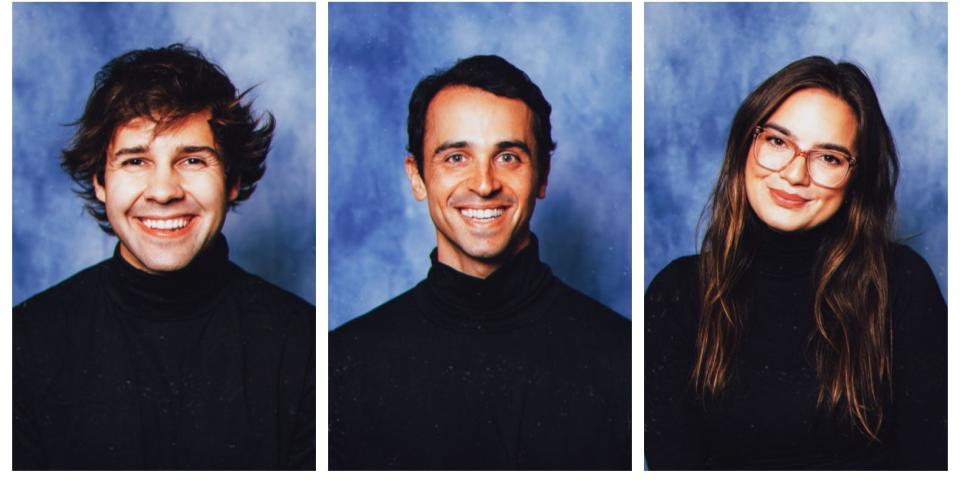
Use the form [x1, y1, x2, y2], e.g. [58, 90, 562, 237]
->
[223, 263, 316, 334]
[887, 243, 945, 328]
[889, 244, 940, 286]
[13, 260, 108, 329]
[644, 254, 701, 337]
[550, 278, 630, 328]
[330, 285, 419, 341]
[228, 264, 314, 311]
[645, 254, 699, 302]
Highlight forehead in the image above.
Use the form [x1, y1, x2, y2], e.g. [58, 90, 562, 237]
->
[766, 88, 858, 149]
[424, 86, 534, 148]
[109, 111, 215, 151]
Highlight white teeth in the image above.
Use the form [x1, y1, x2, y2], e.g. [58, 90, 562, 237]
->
[461, 208, 504, 219]
[142, 217, 189, 230]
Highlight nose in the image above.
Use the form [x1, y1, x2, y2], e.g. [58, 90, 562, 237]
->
[468, 160, 501, 197]
[144, 165, 185, 204]
[780, 153, 810, 186]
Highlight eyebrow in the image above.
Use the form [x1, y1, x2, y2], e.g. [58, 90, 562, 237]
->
[112, 144, 220, 158]
[180, 145, 221, 159]
[432, 139, 532, 156]
[496, 140, 532, 156]
[433, 140, 468, 155]
[113, 145, 148, 157]
[763, 123, 854, 157]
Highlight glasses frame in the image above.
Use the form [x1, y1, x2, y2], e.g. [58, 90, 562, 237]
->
[751, 125, 856, 188]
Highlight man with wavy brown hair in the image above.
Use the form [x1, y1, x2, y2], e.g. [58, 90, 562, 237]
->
[13, 44, 315, 470]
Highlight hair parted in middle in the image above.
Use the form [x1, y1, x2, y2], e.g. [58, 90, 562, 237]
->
[406, 54, 557, 186]
[61, 43, 276, 234]
[695, 56, 899, 441]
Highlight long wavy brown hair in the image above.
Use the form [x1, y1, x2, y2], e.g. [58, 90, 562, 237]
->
[694, 57, 899, 440]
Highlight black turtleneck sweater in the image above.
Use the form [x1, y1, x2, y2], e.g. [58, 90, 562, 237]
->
[329, 237, 631, 469]
[13, 236, 316, 470]
[645, 221, 947, 470]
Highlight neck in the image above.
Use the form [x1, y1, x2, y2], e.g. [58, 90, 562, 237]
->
[436, 232, 531, 279]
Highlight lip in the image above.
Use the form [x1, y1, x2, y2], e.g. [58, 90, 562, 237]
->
[456, 205, 510, 227]
[768, 187, 810, 209]
[135, 215, 197, 238]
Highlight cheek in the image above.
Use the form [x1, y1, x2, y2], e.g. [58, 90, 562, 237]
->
[188, 172, 230, 205]
[102, 174, 141, 210]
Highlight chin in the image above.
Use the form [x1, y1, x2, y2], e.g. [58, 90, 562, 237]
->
[137, 252, 195, 273]
[460, 240, 510, 260]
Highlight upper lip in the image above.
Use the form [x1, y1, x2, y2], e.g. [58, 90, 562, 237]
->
[135, 214, 196, 220]
[769, 188, 809, 202]
[455, 205, 509, 210]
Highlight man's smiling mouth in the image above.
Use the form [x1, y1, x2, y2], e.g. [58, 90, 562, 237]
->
[138, 216, 194, 232]
[460, 208, 504, 220]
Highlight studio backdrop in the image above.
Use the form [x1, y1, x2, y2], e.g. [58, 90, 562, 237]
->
[329, 2, 632, 330]
[13, 2, 316, 305]
[644, 2, 947, 297]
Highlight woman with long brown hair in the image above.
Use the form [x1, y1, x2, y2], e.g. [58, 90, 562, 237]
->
[645, 57, 946, 469]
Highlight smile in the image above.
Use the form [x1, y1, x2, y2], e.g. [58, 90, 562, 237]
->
[137, 216, 195, 233]
[460, 208, 504, 220]
[769, 188, 810, 209]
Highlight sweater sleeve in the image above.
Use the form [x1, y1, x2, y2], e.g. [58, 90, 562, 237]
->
[13, 306, 43, 469]
[644, 256, 707, 469]
[889, 246, 947, 469]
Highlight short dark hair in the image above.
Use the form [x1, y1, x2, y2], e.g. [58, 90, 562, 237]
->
[61, 43, 275, 233]
[406, 55, 556, 184]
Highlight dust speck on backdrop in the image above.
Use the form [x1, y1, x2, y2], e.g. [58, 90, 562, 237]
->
[13, 2, 316, 305]
[329, 3, 631, 330]
[644, 2, 946, 297]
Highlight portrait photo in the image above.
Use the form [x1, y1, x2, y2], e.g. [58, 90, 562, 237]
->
[12, 2, 316, 469]
[328, 2, 631, 329]
[13, 2, 316, 306]
[644, 2, 946, 470]
[329, 2, 631, 469]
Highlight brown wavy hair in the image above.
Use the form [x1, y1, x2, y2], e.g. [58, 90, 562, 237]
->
[694, 57, 899, 440]
[61, 43, 275, 234]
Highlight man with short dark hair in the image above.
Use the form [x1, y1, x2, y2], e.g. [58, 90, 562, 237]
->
[330, 55, 630, 469]
[13, 44, 315, 470]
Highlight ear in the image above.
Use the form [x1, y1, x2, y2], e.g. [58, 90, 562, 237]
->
[93, 174, 106, 203]
[537, 162, 550, 199]
[228, 178, 240, 202]
[405, 155, 427, 201]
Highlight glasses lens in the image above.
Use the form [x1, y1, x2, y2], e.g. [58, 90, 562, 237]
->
[755, 132, 794, 170]
[808, 151, 849, 187]
[755, 130, 850, 187]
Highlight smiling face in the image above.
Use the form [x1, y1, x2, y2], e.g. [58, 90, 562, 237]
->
[745, 88, 858, 232]
[94, 111, 238, 274]
[405, 86, 545, 278]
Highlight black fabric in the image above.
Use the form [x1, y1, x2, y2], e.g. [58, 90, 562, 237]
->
[13, 235, 316, 470]
[644, 223, 947, 470]
[330, 237, 631, 469]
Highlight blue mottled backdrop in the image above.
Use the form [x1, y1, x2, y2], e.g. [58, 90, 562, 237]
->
[329, 3, 632, 330]
[644, 2, 947, 298]
[13, 3, 316, 305]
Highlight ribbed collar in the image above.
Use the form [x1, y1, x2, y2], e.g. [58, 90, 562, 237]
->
[104, 234, 233, 321]
[416, 234, 556, 332]
[751, 212, 839, 277]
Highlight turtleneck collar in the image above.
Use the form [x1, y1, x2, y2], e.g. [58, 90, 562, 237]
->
[104, 234, 233, 320]
[417, 234, 556, 332]
[750, 210, 840, 277]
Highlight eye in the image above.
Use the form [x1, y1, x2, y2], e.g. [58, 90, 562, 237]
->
[182, 156, 208, 166]
[120, 158, 145, 167]
[445, 153, 466, 164]
[498, 152, 520, 163]
[764, 134, 789, 149]
[816, 153, 844, 167]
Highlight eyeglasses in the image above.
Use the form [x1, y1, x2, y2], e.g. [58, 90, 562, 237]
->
[752, 126, 856, 188]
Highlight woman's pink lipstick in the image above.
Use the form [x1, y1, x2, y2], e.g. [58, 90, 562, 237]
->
[769, 187, 809, 209]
